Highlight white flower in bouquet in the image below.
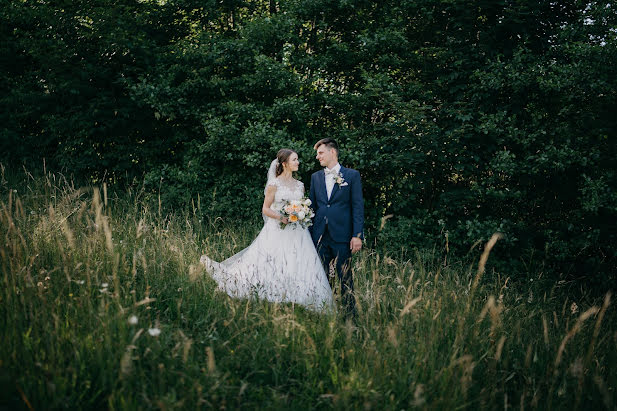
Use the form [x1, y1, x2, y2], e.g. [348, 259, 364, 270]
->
[279, 198, 314, 229]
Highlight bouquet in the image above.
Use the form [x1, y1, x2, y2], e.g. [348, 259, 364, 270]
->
[279, 198, 314, 229]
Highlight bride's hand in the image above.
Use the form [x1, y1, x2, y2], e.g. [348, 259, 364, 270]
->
[280, 216, 289, 224]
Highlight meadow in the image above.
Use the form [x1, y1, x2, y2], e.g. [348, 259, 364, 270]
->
[1, 166, 615, 410]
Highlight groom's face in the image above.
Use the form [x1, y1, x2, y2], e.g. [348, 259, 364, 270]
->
[316, 146, 336, 168]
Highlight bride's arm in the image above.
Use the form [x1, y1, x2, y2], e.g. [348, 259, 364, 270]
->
[262, 185, 288, 223]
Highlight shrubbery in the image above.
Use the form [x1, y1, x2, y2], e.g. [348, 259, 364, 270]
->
[2, 0, 616, 281]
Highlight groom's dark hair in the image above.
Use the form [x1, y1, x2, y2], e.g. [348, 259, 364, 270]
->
[314, 138, 339, 155]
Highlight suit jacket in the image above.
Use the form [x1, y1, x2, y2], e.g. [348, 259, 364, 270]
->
[309, 166, 364, 245]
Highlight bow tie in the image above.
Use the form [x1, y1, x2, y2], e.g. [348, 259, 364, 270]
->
[324, 168, 338, 176]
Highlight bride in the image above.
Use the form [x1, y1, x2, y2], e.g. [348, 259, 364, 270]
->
[200, 149, 334, 311]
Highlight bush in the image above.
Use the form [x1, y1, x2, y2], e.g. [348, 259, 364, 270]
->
[2, 0, 616, 282]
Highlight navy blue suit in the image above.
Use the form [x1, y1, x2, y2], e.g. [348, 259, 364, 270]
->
[309, 166, 364, 318]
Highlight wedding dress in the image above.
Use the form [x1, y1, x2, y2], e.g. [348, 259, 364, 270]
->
[200, 161, 334, 312]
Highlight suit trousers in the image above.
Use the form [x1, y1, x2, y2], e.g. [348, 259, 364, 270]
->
[316, 225, 356, 319]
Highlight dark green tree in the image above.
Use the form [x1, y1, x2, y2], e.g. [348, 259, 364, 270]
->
[2, 0, 615, 280]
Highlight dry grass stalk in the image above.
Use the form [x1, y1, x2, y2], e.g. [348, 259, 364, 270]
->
[189, 263, 204, 283]
[593, 374, 613, 409]
[413, 384, 426, 407]
[61, 220, 75, 249]
[103, 182, 108, 208]
[387, 324, 399, 347]
[16, 386, 34, 411]
[478, 295, 503, 337]
[206, 346, 216, 374]
[135, 297, 157, 307]
[575, 292, 612, 408]
[102, 216, 113, 253]
[7, 188, 12, 216]
[92, 188, 101, 215]
[472, 233, 503, 293]
[555, 306, 600, 368]
[399, 296, 421, 318]
[183, 338, 193, 363]
[458, 233, 503, 335]
[542, 314, 550, 347]
[132, 253, 138, 279]
[120, 350, 133, 377]
[140, 253, 148, 276]
[495, 336, 506, 361]
[379, 214, 393, 231]
[131, 328, 144, 344]
[453, 354, 475, 396]
[15, 197, 25, 220]
[136, 219, 146, 239]
[586, 292, 611, 363]
[524, 343, 533, 368]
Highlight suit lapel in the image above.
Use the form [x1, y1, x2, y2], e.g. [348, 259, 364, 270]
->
[319, 169, 328, 200]
[329, 166, 344, 200]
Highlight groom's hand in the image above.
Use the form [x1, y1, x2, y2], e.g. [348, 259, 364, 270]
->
[350, 237, 362, 254]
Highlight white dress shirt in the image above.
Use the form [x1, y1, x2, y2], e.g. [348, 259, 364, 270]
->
[324, 163, 341, 200]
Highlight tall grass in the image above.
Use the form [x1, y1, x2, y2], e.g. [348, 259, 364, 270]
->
[0, 166, 615, 409]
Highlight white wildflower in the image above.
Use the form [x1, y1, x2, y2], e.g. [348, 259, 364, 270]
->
[128, 315, 138, 325]
[148, 327, 161, 337]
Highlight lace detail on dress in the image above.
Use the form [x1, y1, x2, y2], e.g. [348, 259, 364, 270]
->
[267, 178, 304, 211]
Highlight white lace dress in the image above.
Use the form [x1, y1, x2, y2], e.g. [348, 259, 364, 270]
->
[200, 178, 334, 311]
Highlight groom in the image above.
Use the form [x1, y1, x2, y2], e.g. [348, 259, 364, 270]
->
[309, 138, 364, 319]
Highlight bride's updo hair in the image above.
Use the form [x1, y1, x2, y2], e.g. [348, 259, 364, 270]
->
[276, 148, 297, 176]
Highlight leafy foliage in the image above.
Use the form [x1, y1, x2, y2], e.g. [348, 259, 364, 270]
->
[2, 0, 616, 279]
